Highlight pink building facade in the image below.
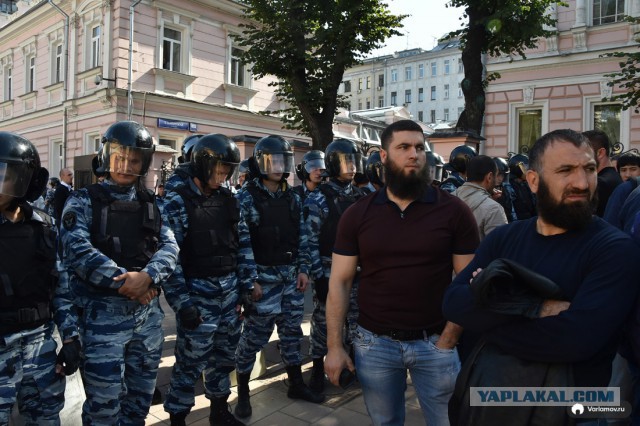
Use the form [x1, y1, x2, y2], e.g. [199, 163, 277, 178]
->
[0, 0, 310, 188]
[483, 0, 640, 157]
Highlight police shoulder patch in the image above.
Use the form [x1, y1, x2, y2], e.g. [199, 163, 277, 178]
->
[62, 211, 77, 230]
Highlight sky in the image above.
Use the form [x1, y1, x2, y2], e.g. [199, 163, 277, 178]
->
[369, 0, 466, 57]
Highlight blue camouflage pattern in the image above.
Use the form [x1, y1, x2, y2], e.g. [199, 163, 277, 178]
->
[60, 179, 179, 426]
[303, 181, 360, 358]
[439, 171, 466, 193]
[234, 178, 310, 373]
[160, 180, 242, 414]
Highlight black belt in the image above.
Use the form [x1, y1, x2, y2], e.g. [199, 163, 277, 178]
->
[364, 324, 444, 341]
[0, 304, 50, 325]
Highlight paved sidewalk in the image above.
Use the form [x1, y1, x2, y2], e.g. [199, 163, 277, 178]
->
[145, 292, 426, 426]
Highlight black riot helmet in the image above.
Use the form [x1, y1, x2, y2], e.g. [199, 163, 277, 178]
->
[426, 151, 444, 183]
[252, 135, 295, 178]
[508, 153, 529, 179]
[0, 131, 49, 203]
[179, 134, 204, 164]
[365, 150, 384, 187]
[98, 121, 155, 176]
[449, 144, 477, 174]
[493, 157, 509, 177]
[324, 138, 363, 178]
[191, 133, 240, 183]
[295, 150, 326, 181]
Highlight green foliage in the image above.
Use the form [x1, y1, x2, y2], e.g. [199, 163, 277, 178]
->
[602, 16, 640, 112]
[234, 0, 405, 149]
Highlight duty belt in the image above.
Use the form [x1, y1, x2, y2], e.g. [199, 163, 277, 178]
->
[0, 304, 50, 325]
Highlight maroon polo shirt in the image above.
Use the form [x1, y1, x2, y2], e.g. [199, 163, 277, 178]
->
[333, 186, 479, 332]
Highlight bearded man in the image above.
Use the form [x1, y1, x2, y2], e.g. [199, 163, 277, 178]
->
[443, 129, 640, 425]
[324, 119, 480, 426]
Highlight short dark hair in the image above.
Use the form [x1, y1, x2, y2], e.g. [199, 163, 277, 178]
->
[583, 129, 611, 156]
[380, 120, 424, 150]
[529, 129, 589, 172]
[466, 155, 497, 182]
[617, 151, 640, 171]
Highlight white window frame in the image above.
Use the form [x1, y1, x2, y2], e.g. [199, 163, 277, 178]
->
[343, 80, 351, 93]
[390, 91, 397, 106]
[230, 46, 246, 86]
[85, 132, 101, 154]
[162, 26, 182, 72]
[444, 84, 450, 100]
[509, 100, 549, 154]
[418, 87, 424, 102]
[405, 66, 412, 81]
[53, 43, 63, 84]
[366, 76, 371, 89]
[3, 65, 11, 101]
[444, 108, 449, 121]
[377, 95, 383, 108]
[584, 95, 629, 146]
[444, 59, 450, 75]
[90, 24, 101, 69]
[591, 0, 626, 25]
[431, 62, 437, 76]
[430, 86, 436, 101]
[226, 36, 251, 88]
[26, 55, 35, 93]
[418, 64, 424, 79]
[418, 111, 423, 122]
[458, 58, 464, 73]
[404, 89, 411, 104]
[391, 69, 398, 82]
[51, 139, 64, 178]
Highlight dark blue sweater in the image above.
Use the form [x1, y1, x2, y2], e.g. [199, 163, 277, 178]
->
[443, 216, 640, 387]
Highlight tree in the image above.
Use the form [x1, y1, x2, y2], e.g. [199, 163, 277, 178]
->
[234, 0, 404, 150]
[602, 17, 640, 112]
[448, 0, 562, 135]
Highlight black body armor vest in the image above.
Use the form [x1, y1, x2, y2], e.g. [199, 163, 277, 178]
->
[245, 181, 300, 266]
[87, 184, 161, 271]
[318, 183, 363, 257]
[0, 217, 56, 334]
[175, 186, 239, 278]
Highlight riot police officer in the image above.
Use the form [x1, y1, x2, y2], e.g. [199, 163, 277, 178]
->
[365, 150, 384, 191]
[303, 138, 366, 393]
[0, 131, 80, 425]
[440, 144, 477, 193]
[493, 156, 517, 222]
[162, 134, 244, 426]
[507, 153, 537, 220]
[60, 121, 179, 426]
[234, 135, 321, 419]
[165, 134, 204, 192]
[293, 150, 326, 200]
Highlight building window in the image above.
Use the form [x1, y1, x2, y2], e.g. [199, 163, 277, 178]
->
[358, 78, 363, 91]
[54, 44, 63, 83]
[391, 91, 397, 106]
[230, 47, 247, 86]
[430, 109, 436, 123]
[444, 108, 449, 121]
[378, 74, 384, 87]
[26, 56, 35, 92]
[162, 27, 182, 72]
[366, 76, 371, 89]
[444, 59, 451, 75]
[366, 97, 371, 109]
[458, 106, 464, 117]
[358, 101, 362, 110]
[593, 0, 625, 25]
[85, 133, 101, 154]
[90, 25, 101, 69]
[418, 88, 424, 102]
[391, 69, 398, 82]
[518, 108, 543, 152]
[344, 80, 351, 93]
[405, 89, 412, 104]
[3, 66, 11, 101]
[431, 62, 437, 76]
[52, 140, 64, 179]
[378, 95, 384, 108]
[458, 82, 463, 97]
[418, 64, 424, 78]
[458, 58, 464, 73]
[418, 111, 423, 122]
[593, 104, 622, 145]
[405, 66, 412, 80]
[444, 84, 450, 99]
[430, 86, 436, 101]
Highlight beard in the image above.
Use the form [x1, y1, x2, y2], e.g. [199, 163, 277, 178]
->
[384, 156, 431, 200]
[536, 176, 596, 231]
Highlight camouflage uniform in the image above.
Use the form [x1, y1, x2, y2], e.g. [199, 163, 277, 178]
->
[439, 171, 466, 193]
[304, 180, 361, 360]
[60, 179, 179, 426]
[0, 208, 79, 426]
[164, 163, 192, 193]
[234, 178, 311, 374]
[161, 179, 242, 415]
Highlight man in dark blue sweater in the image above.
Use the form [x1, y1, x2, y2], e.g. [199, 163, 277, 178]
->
[443, 129, 640, 421]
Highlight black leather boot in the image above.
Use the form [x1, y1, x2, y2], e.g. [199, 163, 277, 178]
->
[234, 372, 252, 419]
[286, 364, 325, 403]
[210, 394, 244, 425]
[169, 410, 189, 426]
[308, 357, 325, 393]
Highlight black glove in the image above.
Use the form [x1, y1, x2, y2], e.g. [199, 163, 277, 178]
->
[56, 339, 82, 376]
[178, 305, 202, 330]
[314, 277, 329, 304]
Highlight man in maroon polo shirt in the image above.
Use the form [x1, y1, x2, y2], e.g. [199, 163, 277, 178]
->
[324, 119, 479, 426]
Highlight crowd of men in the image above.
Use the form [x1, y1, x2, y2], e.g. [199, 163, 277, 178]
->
[2, 119, 640, 426]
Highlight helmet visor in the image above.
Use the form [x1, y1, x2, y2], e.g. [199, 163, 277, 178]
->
[200, 157, 236, 185]
[103, 142, 152, 176]
[0, 161, 33, 198]
[256, 152, 294, 174]
[304, 158, 326, 174]
[335, 153, 363, 175]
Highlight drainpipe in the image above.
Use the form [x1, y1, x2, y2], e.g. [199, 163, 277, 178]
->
[48, 0, 69, 166]
[128, 0, 143, 120]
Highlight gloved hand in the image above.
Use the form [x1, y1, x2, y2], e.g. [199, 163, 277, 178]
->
[178, 305, 202, 330]
[56, 339, 82, 376]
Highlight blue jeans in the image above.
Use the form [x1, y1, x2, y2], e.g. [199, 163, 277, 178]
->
[354, 325, 460, 426]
